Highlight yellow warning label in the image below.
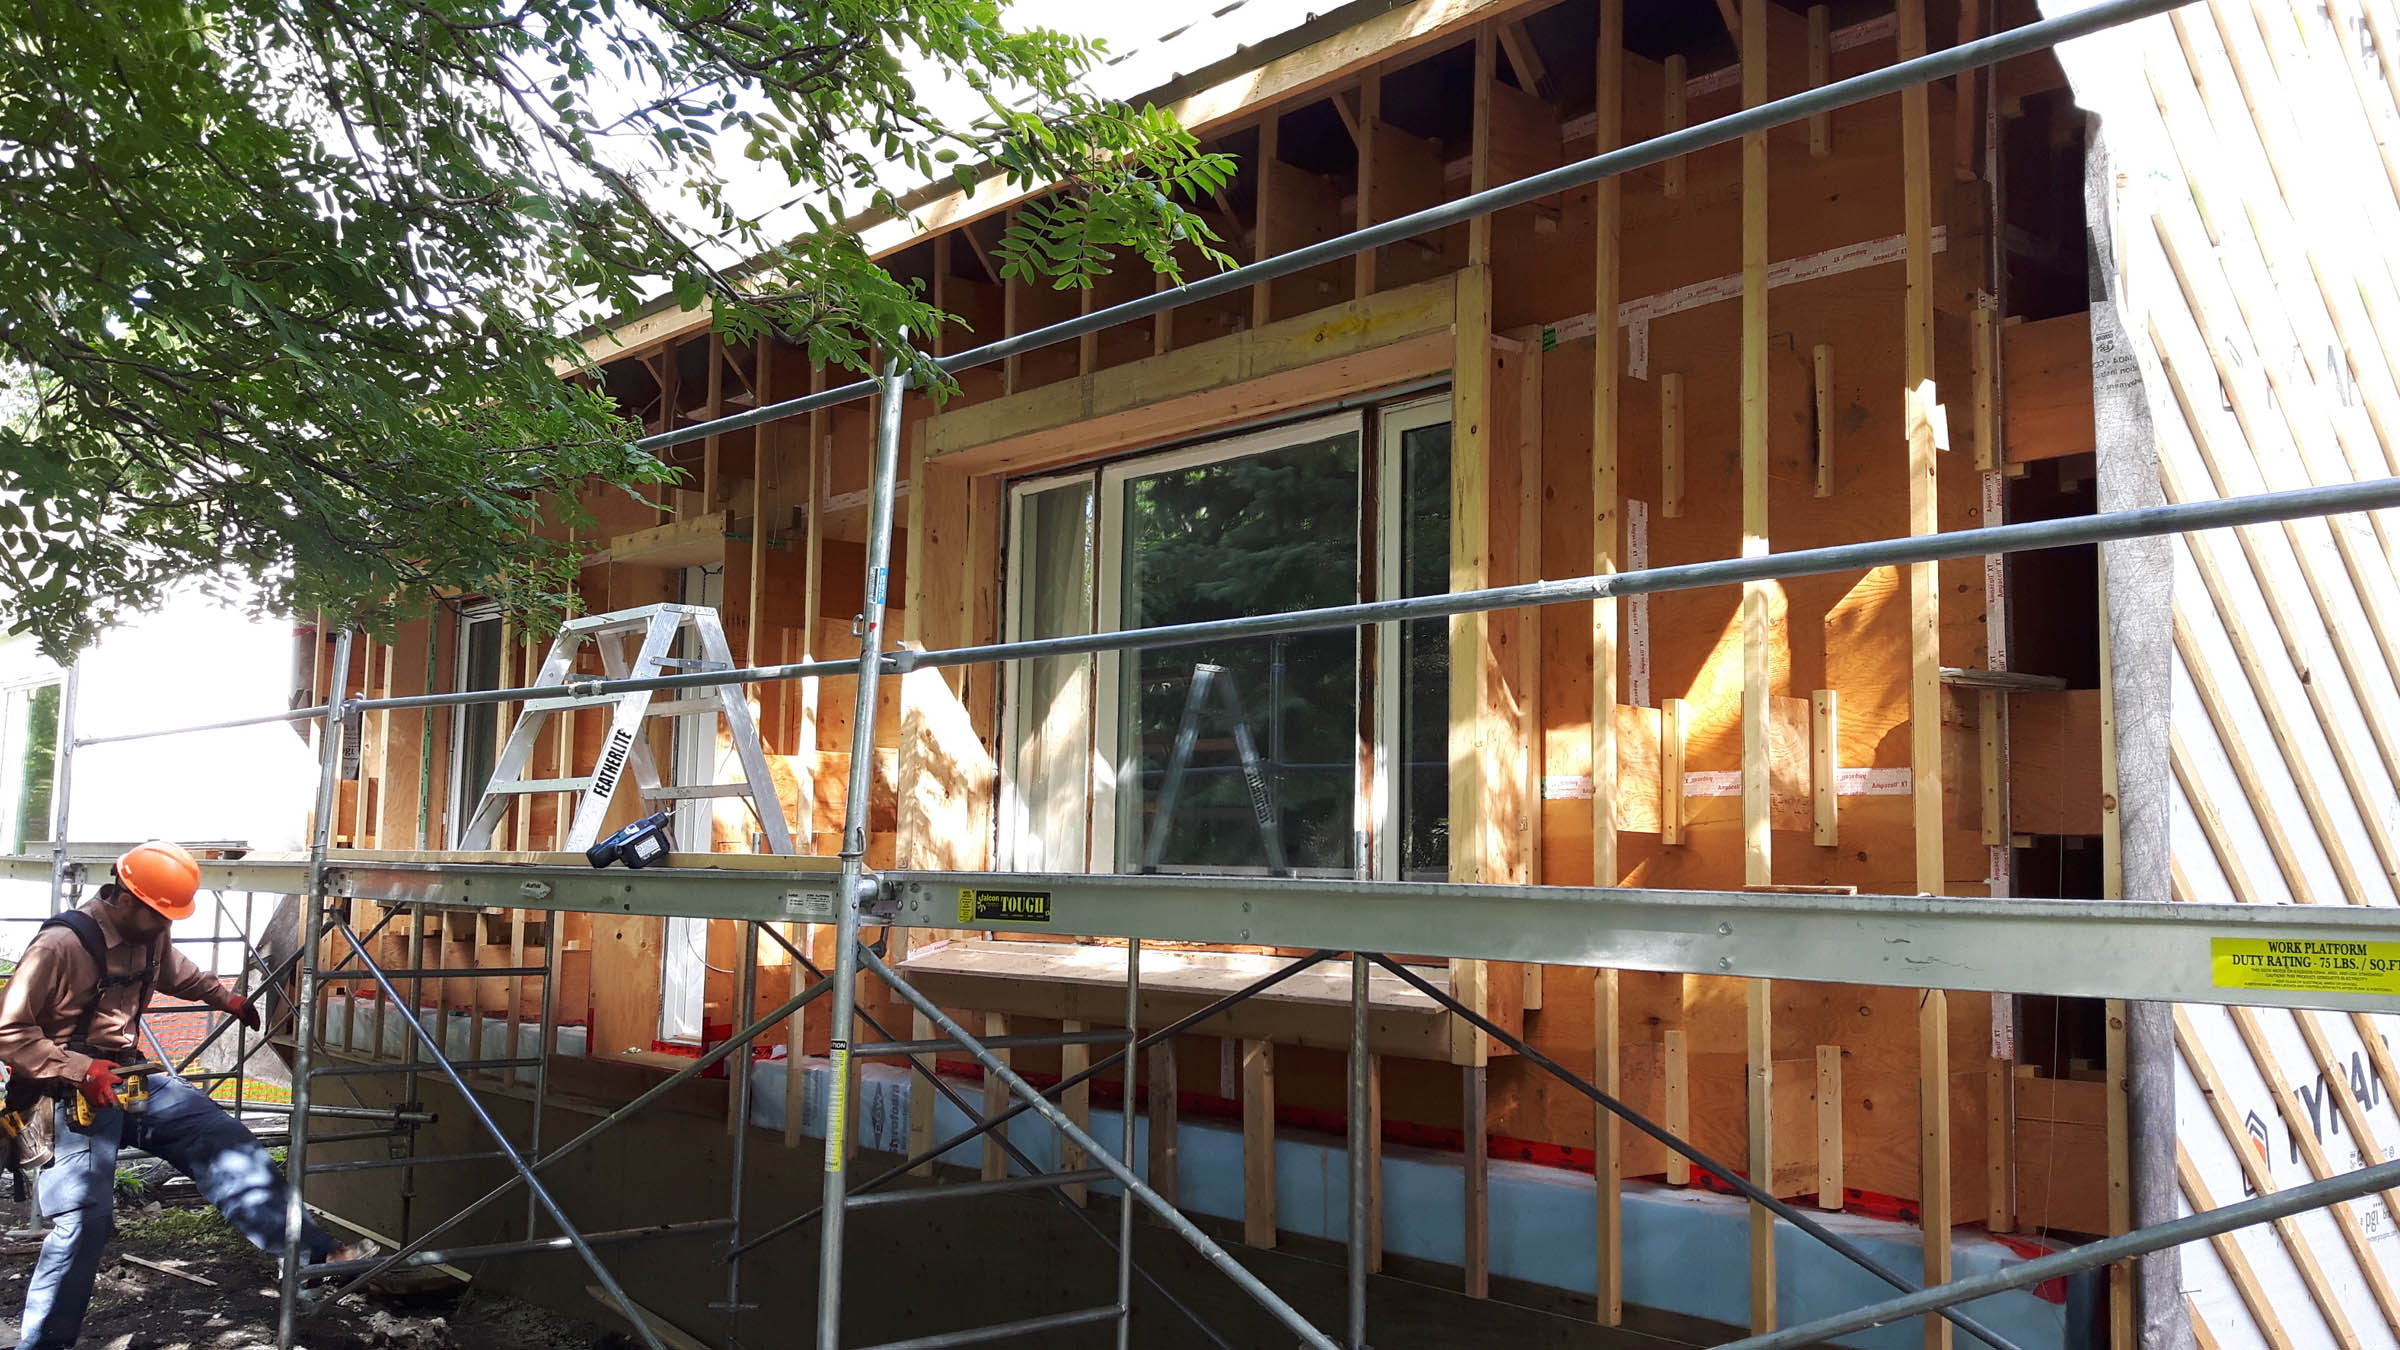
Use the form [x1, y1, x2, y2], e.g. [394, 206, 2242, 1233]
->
[2211, 937, 2400, 995]
[823, 1045, 850, 1175]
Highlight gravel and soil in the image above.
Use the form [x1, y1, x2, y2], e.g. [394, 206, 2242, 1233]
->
[0, 1163, 630, 1350]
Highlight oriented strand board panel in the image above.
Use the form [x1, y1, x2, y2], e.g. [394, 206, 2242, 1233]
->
[1486, 29, 2000, 1212]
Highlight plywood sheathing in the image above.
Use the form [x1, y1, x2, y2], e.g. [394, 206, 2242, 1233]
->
[1488, 3, 1994, 1228]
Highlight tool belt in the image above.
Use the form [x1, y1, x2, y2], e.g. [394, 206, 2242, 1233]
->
[0, 1045, 157, 1198]
[0, 1062, 63, 1198]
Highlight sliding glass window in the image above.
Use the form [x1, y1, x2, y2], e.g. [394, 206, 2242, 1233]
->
[1001, 399, 1449, 880]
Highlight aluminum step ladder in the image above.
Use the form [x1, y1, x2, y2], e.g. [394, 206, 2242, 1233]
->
[1142, 661, 1289, 875]
[456, 603, 794, 853]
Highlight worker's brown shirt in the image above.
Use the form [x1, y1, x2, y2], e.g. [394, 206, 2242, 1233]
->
[0, 900, 229, 1084]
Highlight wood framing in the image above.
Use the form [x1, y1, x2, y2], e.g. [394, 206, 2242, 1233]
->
[846, 0, 1556, 261]
[1897, 5, 1950, 1348]
[1592, 0, 1626, 1321]
[1149, 1040, 1180, 1206]
[1738, 0, 1774, 1331]
[1061, 1020, 1092, 1205]
[330, 0, 2315, 1335]
[925, 276, 1456, 471]
[1817, 1044, 1844, 1209]
[982, 1013, 1011, 1181]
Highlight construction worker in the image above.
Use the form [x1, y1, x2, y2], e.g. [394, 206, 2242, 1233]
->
[0, 841, 372, 1348]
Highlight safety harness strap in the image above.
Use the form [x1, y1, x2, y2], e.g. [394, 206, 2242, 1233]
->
[40, 910, 159, 1064]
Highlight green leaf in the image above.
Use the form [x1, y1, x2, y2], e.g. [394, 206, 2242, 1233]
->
[0, 0, 1228, 659]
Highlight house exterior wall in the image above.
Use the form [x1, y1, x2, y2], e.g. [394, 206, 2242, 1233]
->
[312, 0, 2148, 1337]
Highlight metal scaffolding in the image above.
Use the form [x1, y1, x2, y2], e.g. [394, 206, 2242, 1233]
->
[12, 0, 2400, 1345]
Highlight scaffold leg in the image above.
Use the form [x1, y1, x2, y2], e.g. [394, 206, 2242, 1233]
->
[730, 949, 1338, 1261]
[752, 927, 1232, 1349]
[1372, 954, 2028, 1350]
[317, 971, 834, 1302]
[278, 630, 350, 1350]
[327, 923, 668, 1350]
[860, 945, 1339, 1350]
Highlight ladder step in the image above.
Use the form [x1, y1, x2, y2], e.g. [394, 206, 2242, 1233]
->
[643, 698, 720, 718]
[523, 694, 623, 714]
[486, 777, 596, 795]
[640, 783, 756, 801]
[561, 604, 671, 634]
[653, 658, 730, 671]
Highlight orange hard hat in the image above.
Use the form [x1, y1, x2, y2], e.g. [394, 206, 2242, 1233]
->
[115, 841, 199, 920]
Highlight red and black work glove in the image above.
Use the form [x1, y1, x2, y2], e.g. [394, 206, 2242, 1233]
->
[224, 993, 262, 1032]
[76, 1061, 122, 1111]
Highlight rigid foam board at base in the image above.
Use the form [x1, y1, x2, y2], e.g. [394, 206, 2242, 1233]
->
[306, 1016, 2081, 1347]
[747, 1058, 2081, 1350]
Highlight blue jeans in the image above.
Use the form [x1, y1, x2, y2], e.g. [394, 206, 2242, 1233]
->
[17, 1071, 332, 1349]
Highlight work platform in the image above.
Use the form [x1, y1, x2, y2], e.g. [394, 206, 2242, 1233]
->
[14, 848, 2398, 1012]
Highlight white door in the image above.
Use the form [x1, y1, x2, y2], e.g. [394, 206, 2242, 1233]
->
[445, 604, 505, 848]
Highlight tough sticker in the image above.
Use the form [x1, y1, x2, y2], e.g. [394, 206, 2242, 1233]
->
[956, 888, 1052, 925]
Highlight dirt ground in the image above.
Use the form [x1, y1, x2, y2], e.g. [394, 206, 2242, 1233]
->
[0, 1164, 631, 1350]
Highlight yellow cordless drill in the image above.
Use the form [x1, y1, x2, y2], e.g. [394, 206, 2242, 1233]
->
[66, 1061, 165, 1128]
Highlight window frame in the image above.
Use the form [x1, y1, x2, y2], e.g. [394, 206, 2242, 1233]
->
[1373, 395, 1454, 883]
[445, 601, 505, 848]
[998, 469, 1101, 873]
[996, 396, 1459, 881]
[1092, 410, 1368, 875]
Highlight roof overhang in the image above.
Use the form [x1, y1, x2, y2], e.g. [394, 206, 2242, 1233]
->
[568, 0, 1537, 369]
